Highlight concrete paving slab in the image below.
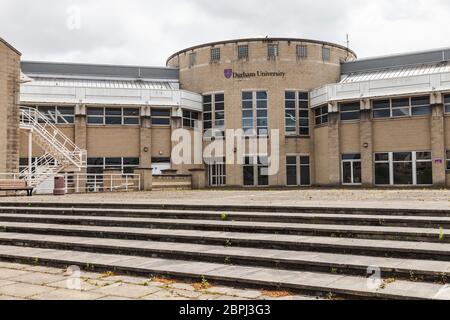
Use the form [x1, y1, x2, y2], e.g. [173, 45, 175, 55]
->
[33, 288, 105, 300]
[91, 282, 161, 299]
[8, 272, 66, 286]
[0, 282, 56, 298]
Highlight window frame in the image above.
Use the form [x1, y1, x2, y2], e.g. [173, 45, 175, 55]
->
[443, 94, 450, 114]
[210, 47, 221, 63]
[339, 102, 361, 121]
[296, 44, 308, 59]
[31, 105, 75, 125]
[374, 151, 433, 186]
[203, 92, 225, 138]
[322, 47, 331, 62]
[286, 154, 311, 186]
[182, 110, 200, 129]
[242, 91, 269, 137]
[243, 155, 269, 187]
[372, 96, 431, 119]
[189, 52, 197, 67]
[267, 44, 279, 60]
[341, 154, 362, 185]
[151, 108, 171, 126]
[315, 105, 329, 126]
[87, 107, 140, 126]
[284, 91, 310, 136]
[237, 44, 249, 60]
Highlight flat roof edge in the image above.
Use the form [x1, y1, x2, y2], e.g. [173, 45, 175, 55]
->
[166, 37, 357, 65]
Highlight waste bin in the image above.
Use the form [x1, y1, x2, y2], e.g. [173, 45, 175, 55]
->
[53, 175, 66, 196]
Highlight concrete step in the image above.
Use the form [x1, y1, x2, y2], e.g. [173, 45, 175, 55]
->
[1, 221, 450, 261]
[0, 244, 447, 300]
[0, 213, 447, 243]
[1, 202, 448, 217]
[0, 232, 448, 283]
[1, 207, 450, 228]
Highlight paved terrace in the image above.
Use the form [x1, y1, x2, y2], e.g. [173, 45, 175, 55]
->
[0, 261, 309, 300]
[1, 189, 449, 210]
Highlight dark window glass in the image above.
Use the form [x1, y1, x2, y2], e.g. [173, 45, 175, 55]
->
[87, 117, 103, 125]
[300, 165, 310, 186]
[342, 154, 361, 160]
[392, 98, 409, 108]
[152, 118, 170, 126]
[285, 91, 296, 100]
[375, 153, 389, 162]
[342, 162, 352, 184]
[286, 156, 297, 165]
[152, 109, 171, 117]
[393, 163, 413, 185]
[353, 162, 362, 184]
[373, 110, 390, 118]
[373, 100, 390, 110]
[411, 96, 430, 106]
[203, 95, 212, 104]
[375, 163, 390, 185]
[243, 166, 254, 186]
[242, 92, 253, 100]
[87, 108, 104, 116]
[300, 156, 310, 165]
[393, 152, 412, 162]
[341, 111, 360, 121]
[258, 167, 269, 186]
[416, 162, 433, 185]
[105, 158, 122, 166]
[392, 108, 410, 117]
[105, 108, 121, 116]
[87, 158, 104, 166]
[416, 152, 431, 160]
[123, 158, 139, 166]
[256, 91, 267, 100]
[412, 106, 431, 116]
[286, 166, 297, 186]
[105, 116, 122, 125]
[124, 118, 139, 125]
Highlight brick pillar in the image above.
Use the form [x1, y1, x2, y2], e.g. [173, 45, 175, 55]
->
[360, 108, 374, 187]
[135, 167, 153, 191]
[189, 168, 206, 189]
[75, 104, 87, 190]
[430, 102, 446, 187]
[0, 41, 21, 174]
[140, 108, 152, 168]
[328, 110, 341, 186]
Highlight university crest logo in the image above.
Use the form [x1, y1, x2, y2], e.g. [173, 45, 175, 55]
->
[224, 69, 233, 79]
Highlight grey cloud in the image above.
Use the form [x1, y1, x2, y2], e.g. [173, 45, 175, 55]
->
[0, 0, 449, 66]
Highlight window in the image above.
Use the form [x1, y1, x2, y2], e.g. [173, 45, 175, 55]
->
[123, 108, 140, 125]
[322, 47, 331, 62]
[373, 96, 431, 119]
[411, 96, 431, 116]
[445, 95, 450, 113]
[87, 157, 140, 176]
[203, 93, 225, 137]
[105, 108, 122, 125]
[286, 155, 311, 186]
[375, 151, 432, 186]
[182, 110, 199, 129]
[342, 154, 361, 185]
[285, 91, 309, 136]
[210, 48, 221, 62]
[243, 155, 269, 186]
[315, 105, 328, 126]
[189, 52, 197, 67]
[340, 102, 360, 121]
[206, 157, 226, 187]
[447, 150, 450, 171]
[32, 106, 75, 124]
[392, 98, 410, 118]
[238, 45, 249, 60]
[151, 109, 171, 126]
[242, 91, 268, 136]
[296, 45, 307, 59]
[87, 107, 140, 125]
[373, 100, 391, 119]
[267, 44, 278, 59]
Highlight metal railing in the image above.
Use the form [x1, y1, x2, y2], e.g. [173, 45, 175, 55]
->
[0, 173, 141, 194]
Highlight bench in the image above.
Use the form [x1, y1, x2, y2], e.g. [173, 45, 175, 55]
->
[0, 179, 34, 196]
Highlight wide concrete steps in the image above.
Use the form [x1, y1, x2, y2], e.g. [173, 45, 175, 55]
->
[0, 244, 447, 300]
[0, 232, 449, 282]
[1, 220, 450, 261]
[1, 207, 450, 228]
[0, 212, 448, 243]
[0, 204, 450, 299]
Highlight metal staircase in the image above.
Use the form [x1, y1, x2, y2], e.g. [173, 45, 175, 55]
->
[19, 107, 87, 188]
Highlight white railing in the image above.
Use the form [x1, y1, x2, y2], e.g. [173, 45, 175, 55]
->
[0, 173, 141, 194]
[20, 107, 87, 169]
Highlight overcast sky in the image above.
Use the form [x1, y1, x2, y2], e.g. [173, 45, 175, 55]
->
[1, 0, 449, 66]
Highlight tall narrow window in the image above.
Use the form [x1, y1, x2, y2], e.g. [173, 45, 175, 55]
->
[267, 44, 278, 59]
[341, 154, 362, 185]
[210, 48, 221, 62]
[322, 47, 331, 61]
[237, 45, 249, 60]
[203, 93, 225, 137]
[242, 91, 268, 136]
[189, 52, 197, 67]
[242, 92, 254, 135]
[285, 91, 309, 136]
[296, 45, 307, 59]
[256, 91, 268, 136]
[315, 105, 328, 126]
[243, 156, 269, 186]
[445, 95, 450, 114]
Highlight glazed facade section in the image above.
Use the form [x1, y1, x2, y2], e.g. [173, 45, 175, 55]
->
[167, 38, 356, 187]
